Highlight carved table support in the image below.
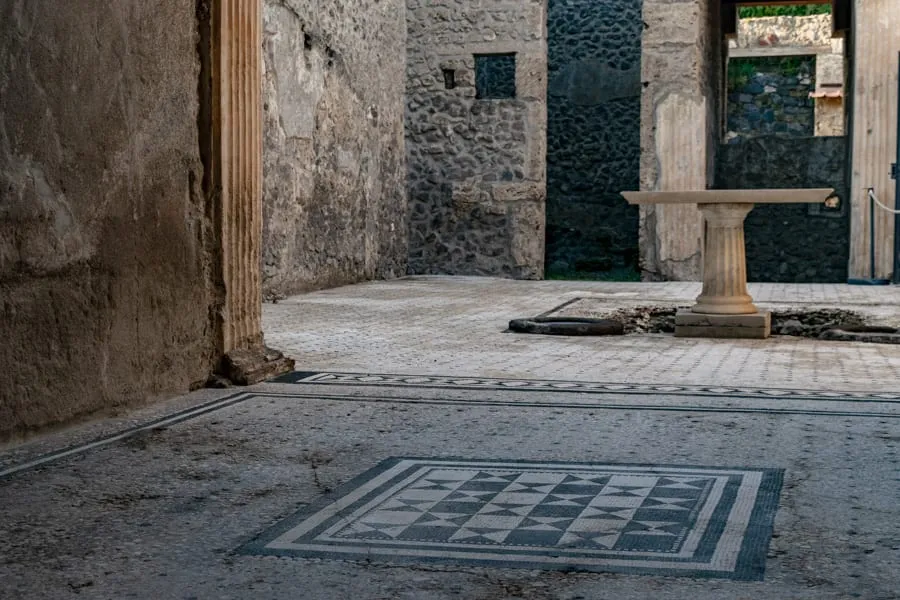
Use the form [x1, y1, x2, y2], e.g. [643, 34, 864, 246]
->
[693, 203, 757, 315]
[621, 188, 835, 339]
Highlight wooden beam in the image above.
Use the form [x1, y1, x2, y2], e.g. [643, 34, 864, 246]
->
[728, 45, 832, 58]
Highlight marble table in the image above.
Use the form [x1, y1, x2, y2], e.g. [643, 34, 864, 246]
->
[622, 189, 835, 338]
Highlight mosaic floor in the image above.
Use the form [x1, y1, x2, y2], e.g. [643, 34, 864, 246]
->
[241, 458, 783, 580]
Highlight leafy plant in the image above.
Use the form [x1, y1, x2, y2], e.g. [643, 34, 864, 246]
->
[727, 56, 815, 90]
[738, 4, 831, 19]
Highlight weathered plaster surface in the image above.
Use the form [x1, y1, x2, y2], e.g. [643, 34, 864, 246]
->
[0, 0, 217, 438]
[849, 0, 900, 280]
[262, 0, 408, 296]
[731, 14, 833, 49]
[815, 96, 844, 137]
[406, 0, 547, 279]
[639, 0, 722, 281]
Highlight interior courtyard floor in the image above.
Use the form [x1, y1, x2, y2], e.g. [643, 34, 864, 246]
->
[2, 276, 900, 599]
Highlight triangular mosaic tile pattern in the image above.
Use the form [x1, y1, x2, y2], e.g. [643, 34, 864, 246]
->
[240, 458, 783, 580]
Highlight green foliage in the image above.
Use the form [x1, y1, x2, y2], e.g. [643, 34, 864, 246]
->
[738, 4, 831, 19]
[727, 56, 814, 89]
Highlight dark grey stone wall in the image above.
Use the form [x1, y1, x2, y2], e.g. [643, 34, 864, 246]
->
[545, 0, 643, 277]
[726, 57, 816, 143]
[715, 136, 849, 283]
[405, 0, 547, 279]
[262, 0, 408, 297]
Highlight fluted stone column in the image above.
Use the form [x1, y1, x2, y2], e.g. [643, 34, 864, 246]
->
[209, 0, 293, 383]
[693, 203, 757, 315]
[212, 0, 263, 352]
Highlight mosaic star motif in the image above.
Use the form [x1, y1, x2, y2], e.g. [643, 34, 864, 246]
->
[333, 470, 711, 553]
[240, 458, 783, 581]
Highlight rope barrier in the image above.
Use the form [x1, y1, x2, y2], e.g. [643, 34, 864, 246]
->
[868, 188, 900, 215]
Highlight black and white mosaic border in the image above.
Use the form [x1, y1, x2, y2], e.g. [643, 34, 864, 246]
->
[4, 371, 900, 481]
[275, 371, 900, 403]
[239, 457, 784, 581]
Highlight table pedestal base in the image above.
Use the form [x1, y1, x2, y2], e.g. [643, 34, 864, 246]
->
[674, 309, 771, 339]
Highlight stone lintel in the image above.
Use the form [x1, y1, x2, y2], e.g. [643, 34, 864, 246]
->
[675, 309, 771, 339]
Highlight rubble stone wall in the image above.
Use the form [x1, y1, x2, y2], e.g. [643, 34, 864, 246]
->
[545, 0, 643, 277]
[715, 136, 849, 283]
[726, 57, 816, 142]
[405, 0, 547, 279]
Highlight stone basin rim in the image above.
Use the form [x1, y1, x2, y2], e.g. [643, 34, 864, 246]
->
[621, 188, 835, 205]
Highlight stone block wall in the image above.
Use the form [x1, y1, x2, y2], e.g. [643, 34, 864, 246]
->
[406, 0, 547, 279]
[726, 57, 816, 142]
[732, 14, 832, 49]
[545, 0, 642, 277]
[262, 0, 409, 297]
[0, 0, 218, 439]
[715, 136, 849, 283]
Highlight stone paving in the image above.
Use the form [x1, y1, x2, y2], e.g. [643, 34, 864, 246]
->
[2, 276, 900, 599]
[264, 276, 900, 392]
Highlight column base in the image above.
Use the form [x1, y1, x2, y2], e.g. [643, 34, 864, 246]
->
[220, 345, 295, 385]
[675, 309, 771, 339]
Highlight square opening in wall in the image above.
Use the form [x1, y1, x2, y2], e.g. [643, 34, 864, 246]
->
[443, 69, 456, 90]
[475, 53, 516, 99]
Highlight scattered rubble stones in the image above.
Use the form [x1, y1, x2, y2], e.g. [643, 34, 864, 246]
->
[561, 306, 872, 339]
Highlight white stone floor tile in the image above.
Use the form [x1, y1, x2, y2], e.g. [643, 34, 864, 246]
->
[264, 276, 900, 392]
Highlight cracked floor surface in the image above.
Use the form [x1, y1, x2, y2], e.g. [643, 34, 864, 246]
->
[2, 277, 900, 599]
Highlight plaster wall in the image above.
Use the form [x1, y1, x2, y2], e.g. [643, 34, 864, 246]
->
[639, 0, 723, 281]
[732, 14, 833, 49]
[849, 0, 900, 280]
[261, 0, 408, 297]
[0, 0, 217, 438]
[406, 0, 547, 279]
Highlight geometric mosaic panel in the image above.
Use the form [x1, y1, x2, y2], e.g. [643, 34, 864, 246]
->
[240, 458, 783, 580]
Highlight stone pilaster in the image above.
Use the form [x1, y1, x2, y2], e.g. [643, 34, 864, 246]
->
[693, 203, 756, 315]
[212, 0, 263, 352]
[849, 0, 900, 279]
[210, 0, 293, 382]
[639, 0, 722, 281]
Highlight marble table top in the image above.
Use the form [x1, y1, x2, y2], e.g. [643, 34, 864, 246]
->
[621, 189, 835, 205]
